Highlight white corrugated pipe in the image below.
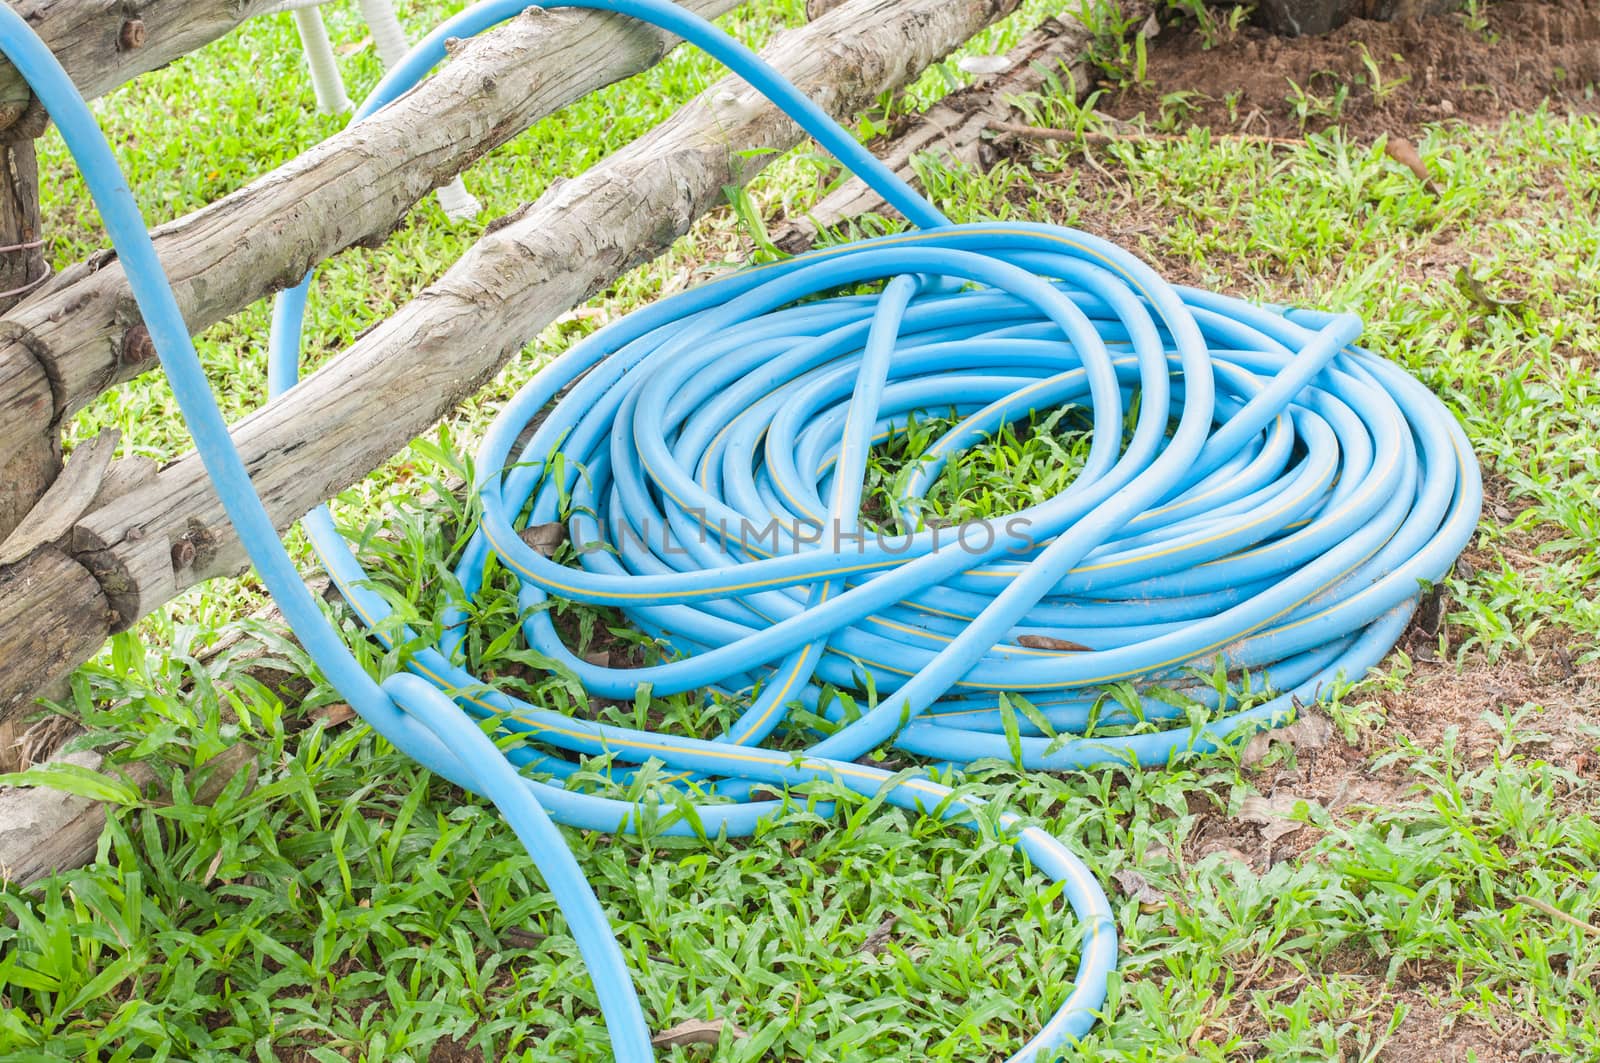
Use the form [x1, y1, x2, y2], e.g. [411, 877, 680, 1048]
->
[286, 3, 352, 113]
[278, 0, 482, 221]
[355, 0, 482, 221]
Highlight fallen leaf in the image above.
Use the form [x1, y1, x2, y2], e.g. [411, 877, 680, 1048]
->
[1415, 581, 1447, 636]
[1016, 635, 1093, 652]
[1240, 711, 1333, 767]
[554, 306, 607, 326]
[652, 1018, 747, 1048]
[315, 702, 357, 729]
[1548, 645, 1575, 680]
[1384, 136, 1434, 190]
[1238, 792, 1321, 843]
[1112, 868, 1167, 911]
[519, 522, 566, 557]
[1285, 712, 1333, 750]
[335, 37, 371, 57]
[202, 846, 225, 886]
[1239, 732, 1273, 767]
[862, 913, 898, 955]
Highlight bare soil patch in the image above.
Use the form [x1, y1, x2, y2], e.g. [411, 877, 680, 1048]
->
[1101, 0, 1600, 139]
[1179, 641, 1600, 876]
[1378, 994, 1555, 1062]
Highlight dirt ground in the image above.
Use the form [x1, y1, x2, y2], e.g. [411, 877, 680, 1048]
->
[1101, 0, 1600, 138]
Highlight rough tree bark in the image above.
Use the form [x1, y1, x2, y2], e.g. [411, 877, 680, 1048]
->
[0, 0, 1029, 721]
[0, 748, 148, 886]
[0, 0, 744, 473]
[0, 140, 46, 304]
[0, 744, 255, 888]
[0, 131, 53, 540]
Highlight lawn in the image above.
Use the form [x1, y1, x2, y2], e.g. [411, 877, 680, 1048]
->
[2, 0, 1599, 1060]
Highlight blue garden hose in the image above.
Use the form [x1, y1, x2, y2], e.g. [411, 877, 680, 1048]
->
[0, 0, 1481, 1058]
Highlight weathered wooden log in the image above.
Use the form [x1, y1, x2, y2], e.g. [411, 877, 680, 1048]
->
[0, 545, 110, 712]
[775, 15, 1092, 253]
[0, 427, 119, 566]
[804, 0, 851, 18]
[0, 749, 142, 886]
[0, 0, 1028, 720]
[0, 138, 47, 309]
[0, 0, 743, 469]
[0, 126, 54, 540]
[0, 0, 285, 131]
[0, 742, 256, 888]
[0, 0, 372, 542]
[0, 416, 57, 542]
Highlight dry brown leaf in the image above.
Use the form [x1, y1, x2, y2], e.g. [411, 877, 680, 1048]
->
[1016, 635, 1093, 652]
[1238, 792, 1321, 843]
[652, 1017, 748, 1048]
[1384, 136, 1434, 189]
[1287, 712, 1334, 750]
[315, 703, 357, 730]
[862, 913, 898, 955]
[1239, 732, 1273, 767]
[1241, 711, 1334, 767]
[202, 846, 225, 886]
[1112, 868, 1167, 911]
[519, 521, 567, 557]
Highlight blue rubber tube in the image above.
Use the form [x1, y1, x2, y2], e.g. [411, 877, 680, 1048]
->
[0, 0, 1482, 1058]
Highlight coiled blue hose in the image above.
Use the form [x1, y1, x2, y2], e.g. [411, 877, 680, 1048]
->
[2, 0, 1480, 1058]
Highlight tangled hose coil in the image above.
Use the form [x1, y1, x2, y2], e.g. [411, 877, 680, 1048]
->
[1, 0, 1480, 1058]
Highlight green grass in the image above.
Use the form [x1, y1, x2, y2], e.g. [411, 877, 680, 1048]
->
[4, 2, 1600, 1061]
